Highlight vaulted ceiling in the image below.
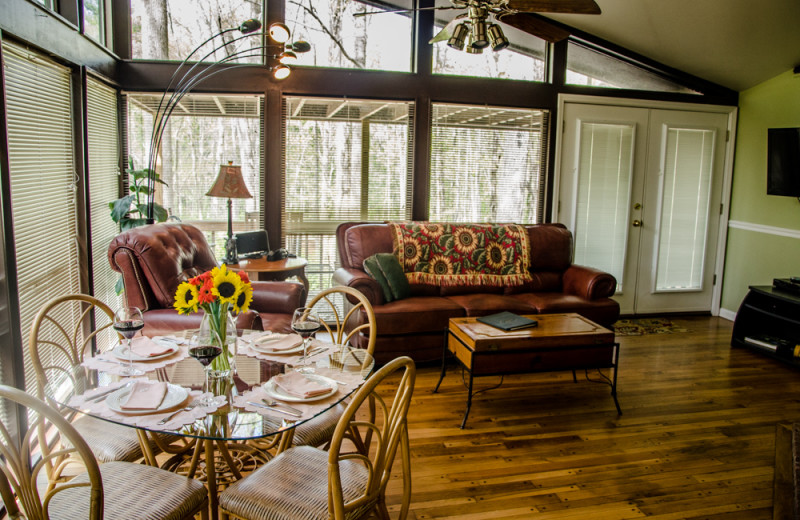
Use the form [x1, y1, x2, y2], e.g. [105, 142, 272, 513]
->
[545, 0, 800, 92]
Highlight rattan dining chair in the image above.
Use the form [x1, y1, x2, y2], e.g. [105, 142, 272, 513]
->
[0, 384, 209, 520]
[290, 286, 377, 449]
[28, 294, 156, 467]
[220, 356, 415, 520]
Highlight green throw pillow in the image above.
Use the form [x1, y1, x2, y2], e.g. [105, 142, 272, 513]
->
[374, 253, 411, 300]
[363, 255, 394, 303]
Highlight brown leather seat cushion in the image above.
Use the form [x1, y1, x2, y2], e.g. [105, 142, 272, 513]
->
[509, 292, 620, 325]
[445, 294, 537, 317]
[372, 296, 465, 335]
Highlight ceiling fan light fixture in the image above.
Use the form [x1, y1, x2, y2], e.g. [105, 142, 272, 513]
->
[447, 23, 469, 50]
[268, 22, 291, 43]
[470, 19, 489, 49]
[272, 64, 291, 80]
[465, 33, 483, 54]
[487, 24, 509, 51]
[290, 40, 312, 53]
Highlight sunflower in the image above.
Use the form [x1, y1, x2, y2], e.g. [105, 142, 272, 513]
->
[429, 255, 453, 276]
[403, 237, 422, 268]
[232, 283, 253, 314]
[453, 227, 479, 255]
[486, 241, 507, 270]
[173, 281, 199, 314]
[422, 223, 444, 238]
[211, 264, 243, 305]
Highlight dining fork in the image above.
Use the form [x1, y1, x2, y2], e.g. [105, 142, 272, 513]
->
[261, 397, 303, 415]
[157, 403, 197, 425]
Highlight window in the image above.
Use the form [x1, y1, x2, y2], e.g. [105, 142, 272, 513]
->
[429, 103, 548, 223]
[567, 41, 699, 94]
[130, 0, 262, 62]
[283, 96, 413, 296]
[86, 77, 123, 349]
[431, 1, 546, 81]
[286, 0, 413, 72]
[2, 41, 82, 392]
[126, 93, 262, 256]
[83, 0, 107, 45]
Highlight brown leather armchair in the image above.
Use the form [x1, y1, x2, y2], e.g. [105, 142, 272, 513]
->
[108, 223, 306, 336]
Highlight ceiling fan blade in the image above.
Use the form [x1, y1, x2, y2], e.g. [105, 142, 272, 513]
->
[429, 14, 468, 44]
[505, 0, 601, 15]
[497, 13, 571, 43]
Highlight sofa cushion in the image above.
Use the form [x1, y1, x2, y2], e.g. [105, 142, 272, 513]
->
[363, 255, 394, 303]
[371, 296, 465, 335]
[508, 293, 620, 327]
[375, 253, 410, 300]
[444, 294, 537, 317]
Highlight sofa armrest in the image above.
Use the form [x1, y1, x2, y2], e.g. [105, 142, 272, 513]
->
[332, 268, 384, 306]
[562, 265, 617, 300]
[250, 281, 307, 313]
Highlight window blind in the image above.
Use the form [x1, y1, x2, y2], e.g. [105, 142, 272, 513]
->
[2, 40, 82, 392]
[429, 103, 548, 223]
[86, 76, 121, 349]
[282, 97, 414, 300]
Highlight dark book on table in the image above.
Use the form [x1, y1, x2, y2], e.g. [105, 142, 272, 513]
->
[477, 311, 538, 331]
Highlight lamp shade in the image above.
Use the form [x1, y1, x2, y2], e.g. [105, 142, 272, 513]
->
[206, 163, 253, 199]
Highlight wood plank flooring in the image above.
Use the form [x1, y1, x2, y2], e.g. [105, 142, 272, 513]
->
[379, 316, 800, 519]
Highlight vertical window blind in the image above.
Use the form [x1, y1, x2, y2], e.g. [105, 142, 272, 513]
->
[86, 76, 121, 349]
[429, 103, 548, 224]
[2, 40, 82, 392]
[282, 97, 414, 301]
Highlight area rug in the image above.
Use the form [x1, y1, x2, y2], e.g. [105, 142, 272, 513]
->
[613, 318, 690, 336]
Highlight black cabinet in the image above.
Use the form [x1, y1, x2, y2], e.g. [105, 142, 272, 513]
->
[732, 286, 800, 365]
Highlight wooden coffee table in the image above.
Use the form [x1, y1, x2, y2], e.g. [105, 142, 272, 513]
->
[433, 312, 620, 428]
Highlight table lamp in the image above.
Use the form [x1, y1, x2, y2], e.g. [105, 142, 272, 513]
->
[206, 161, 252, 263]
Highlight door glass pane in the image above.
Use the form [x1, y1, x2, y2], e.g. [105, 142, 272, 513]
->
[573, 122, 634, 291]
[655, 127, 715, 291]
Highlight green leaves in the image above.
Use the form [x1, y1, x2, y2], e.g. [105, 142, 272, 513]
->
[108, 159, 171, 230]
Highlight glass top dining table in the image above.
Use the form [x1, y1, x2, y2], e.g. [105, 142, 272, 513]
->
[46, 333, 375, 442]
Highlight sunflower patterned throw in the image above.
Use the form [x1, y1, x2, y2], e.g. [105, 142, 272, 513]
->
[389, 222, 532, 287]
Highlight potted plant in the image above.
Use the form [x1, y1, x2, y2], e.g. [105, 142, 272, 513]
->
[109, 159, 170, 231]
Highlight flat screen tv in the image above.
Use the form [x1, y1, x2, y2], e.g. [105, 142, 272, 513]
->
[767, 127, 800, 197]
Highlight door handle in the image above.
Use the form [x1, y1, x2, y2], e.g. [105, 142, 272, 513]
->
[632, 220, 642, 227]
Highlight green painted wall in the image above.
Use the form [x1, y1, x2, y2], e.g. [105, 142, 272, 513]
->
[721, 70, 800, 313]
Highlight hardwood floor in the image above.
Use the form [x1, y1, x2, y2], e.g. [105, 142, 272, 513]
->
[380, 316, 800, 519]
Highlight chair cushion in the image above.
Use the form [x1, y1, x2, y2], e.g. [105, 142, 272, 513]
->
[47, 461, 207, 520]
[72, 415, 144, 463]
[291, 403, 345, 447]
[220, 446, 370, 520]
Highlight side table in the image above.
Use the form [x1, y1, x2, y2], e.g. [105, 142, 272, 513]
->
[226, 257, 309, 293]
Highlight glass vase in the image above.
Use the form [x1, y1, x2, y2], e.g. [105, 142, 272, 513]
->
[198, 307, 237, 378]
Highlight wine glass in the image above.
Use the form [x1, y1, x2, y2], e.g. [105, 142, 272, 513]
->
[113, 307, 145, 376]
[291, 307, 321, 374]
[188, 345, 225, 406]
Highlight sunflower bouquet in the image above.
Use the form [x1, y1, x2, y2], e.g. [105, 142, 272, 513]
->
[174, 265, 253, 372]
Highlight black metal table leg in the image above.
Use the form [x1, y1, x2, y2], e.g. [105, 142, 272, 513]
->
[460, 369, 474, 429]
[611, 342, 622, 415]
[433, 328, 449, 393]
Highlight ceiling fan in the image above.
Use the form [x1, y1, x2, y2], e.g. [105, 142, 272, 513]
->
[356, 0, 601, 52]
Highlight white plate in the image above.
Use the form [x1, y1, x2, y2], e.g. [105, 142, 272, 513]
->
[106, 383, 189, 415]
[112, 342, 179, 361]
[262, 374, 338, 403]
[249, 335, 304, 355]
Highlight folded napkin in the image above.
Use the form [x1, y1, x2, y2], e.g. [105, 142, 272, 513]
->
[251, 333, 303, 353]
[120, 381, 168, 410]
[272, 371, 332, 399]
[129, 336, 174, 357]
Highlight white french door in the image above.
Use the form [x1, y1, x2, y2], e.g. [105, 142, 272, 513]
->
[557, 102, 731, 315]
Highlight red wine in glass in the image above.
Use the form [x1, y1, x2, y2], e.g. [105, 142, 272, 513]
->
[292, 321, 321, 338]
[114, 320, 144, 339]
[189, 346, 222, 366]
[291, 308, 321, 374]
[113, 307, 144, 376]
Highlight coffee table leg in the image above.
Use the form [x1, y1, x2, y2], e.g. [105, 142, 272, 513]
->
[611, 342, 622, 415]
[460, 370, 474, 429]
[433, 328, 450, 393]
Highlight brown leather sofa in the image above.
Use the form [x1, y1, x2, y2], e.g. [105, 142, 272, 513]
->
[108, 223, 306, 336]
[333, 222, 620, 363]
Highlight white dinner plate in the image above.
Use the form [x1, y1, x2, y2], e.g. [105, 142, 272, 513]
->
[262, 374, 338, 403]
[112, 341, 179, 361]
[249, 335, 304, 355]
[106, 383, 189, 415]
